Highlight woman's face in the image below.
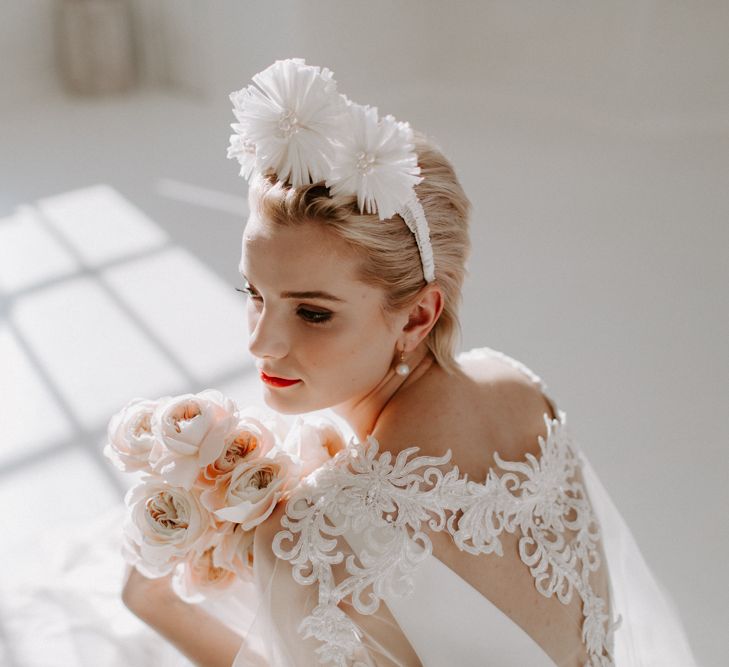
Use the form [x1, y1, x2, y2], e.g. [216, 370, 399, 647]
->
[239, 211, 401, 416]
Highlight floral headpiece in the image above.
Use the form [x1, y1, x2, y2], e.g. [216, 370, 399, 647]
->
[226, 58, 436, 283]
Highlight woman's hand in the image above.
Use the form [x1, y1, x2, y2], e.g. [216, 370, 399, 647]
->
[121, 562, 177, 617]
[120, 562, 266, 666]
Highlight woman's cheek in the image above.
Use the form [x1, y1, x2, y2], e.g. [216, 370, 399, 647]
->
[245, 302, 259, 330]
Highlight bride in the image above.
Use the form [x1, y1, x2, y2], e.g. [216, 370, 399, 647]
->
[121, 59, 698, 666]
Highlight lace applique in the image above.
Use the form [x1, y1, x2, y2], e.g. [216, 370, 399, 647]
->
[272, 410, 621, 667]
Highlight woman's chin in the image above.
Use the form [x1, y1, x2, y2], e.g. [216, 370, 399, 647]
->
[261, 387, 308, 415]
[262, 387, 336, 416]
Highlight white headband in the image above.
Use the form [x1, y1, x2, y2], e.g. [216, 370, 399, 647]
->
[226, 58, 436, 283]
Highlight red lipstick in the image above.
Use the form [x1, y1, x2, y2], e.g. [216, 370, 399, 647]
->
[259, 371, 301, 387]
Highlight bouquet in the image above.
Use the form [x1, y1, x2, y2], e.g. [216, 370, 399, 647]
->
[103, 388, 346, 603]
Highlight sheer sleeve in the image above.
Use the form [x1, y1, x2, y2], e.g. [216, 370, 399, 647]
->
[232, 492, 422, 667]
[230, 419, 599, 667]
[466, 345, 699, 665]
[578, 452, 698, 666]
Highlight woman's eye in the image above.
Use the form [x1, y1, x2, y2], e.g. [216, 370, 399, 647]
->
[235, 287, 332, 326]
[236, 286, 260, 300]
[297, 308, 332, 325]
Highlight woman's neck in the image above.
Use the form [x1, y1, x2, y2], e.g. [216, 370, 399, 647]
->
[331, 344, 436, 443]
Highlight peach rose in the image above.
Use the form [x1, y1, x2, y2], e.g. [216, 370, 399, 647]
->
[148, 389, 239, 490]
[200, 451, 301, 530]
[196, 415, 277, 490]
[103, 397, 159, 473]
[171, 546, 238, 603]
[122, 475, 210, 577]
[215, 521, 256, 581]
[238, 404, 294, 443]
[172, 522, 256, 602]
[283, 415, 347, 478]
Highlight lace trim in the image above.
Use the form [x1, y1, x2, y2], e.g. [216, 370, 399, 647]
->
[272, 410, 622, 667]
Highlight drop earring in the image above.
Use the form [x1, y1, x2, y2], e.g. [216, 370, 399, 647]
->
[395, 347, 411, 376]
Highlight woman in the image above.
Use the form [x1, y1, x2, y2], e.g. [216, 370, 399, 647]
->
[123, 59, 697, 667]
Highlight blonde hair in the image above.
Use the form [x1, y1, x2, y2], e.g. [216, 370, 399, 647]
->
[247, 131, 472, 376]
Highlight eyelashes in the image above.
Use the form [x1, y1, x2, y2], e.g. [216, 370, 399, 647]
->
[235, 286, 333, 325]
[235, 286, 256, 298]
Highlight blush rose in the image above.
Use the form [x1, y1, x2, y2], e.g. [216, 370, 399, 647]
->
[148, 389, 239, 490]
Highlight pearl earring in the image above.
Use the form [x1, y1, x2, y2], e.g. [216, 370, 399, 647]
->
[395, 348, 411, 376]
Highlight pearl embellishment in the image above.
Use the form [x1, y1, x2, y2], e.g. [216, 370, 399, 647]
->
[277, 110, 300, 138]
[355, 151, 376, 174]
[395, 362, 410, 376]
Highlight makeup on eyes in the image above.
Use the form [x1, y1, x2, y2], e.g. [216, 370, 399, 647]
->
[235, 285, 334, 325]
[238, 274, 345, 303]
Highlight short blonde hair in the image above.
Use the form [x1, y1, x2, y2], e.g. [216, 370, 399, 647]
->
[247, 131, 472, 375]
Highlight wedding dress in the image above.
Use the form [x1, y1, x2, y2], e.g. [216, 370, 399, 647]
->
[231, 346, 699, 667]
[0, 347, 698, 666]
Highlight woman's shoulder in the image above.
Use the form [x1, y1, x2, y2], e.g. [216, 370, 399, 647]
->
[373, 345, 559, 480]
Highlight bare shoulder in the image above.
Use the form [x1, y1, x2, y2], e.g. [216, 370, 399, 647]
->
[372, 351, 557, 481]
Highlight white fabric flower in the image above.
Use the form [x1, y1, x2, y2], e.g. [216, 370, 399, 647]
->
[226, 129, 258, 180]
[225, 58, 437, 283]
[326, 101, 423, 220]
[227, 58, 345, 187]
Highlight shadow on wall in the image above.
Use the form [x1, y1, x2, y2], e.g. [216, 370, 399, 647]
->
[0, 183, 265, 555]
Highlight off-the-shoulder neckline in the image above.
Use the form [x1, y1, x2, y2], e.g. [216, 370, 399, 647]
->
[455, 345, 562, 424]
[347, 344, 568, 487]
[274, 347, 616, 666]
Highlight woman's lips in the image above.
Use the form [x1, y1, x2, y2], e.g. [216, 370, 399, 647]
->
[259, 371, 301, 388]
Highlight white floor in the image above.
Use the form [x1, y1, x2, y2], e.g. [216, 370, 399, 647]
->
[1, 84, 726, 665]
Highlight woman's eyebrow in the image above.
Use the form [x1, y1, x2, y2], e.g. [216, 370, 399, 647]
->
[240, 273, 346, 303]
[281, 290, 345, 302]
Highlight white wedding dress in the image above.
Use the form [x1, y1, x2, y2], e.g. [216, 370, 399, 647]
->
[0, 347, 698, 667]
[231, 346, 699, 667]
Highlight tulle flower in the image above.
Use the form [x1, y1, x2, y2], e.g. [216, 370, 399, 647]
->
[326, 101, 423, 220]
[227, 58, 345, 187]
[225, 58, 437, 283]
[226, 130, 257, 180]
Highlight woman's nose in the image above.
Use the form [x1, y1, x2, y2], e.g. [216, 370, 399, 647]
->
[247, 307, 288, 360]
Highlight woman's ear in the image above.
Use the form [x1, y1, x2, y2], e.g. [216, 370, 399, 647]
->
[401, 284, 444, 349]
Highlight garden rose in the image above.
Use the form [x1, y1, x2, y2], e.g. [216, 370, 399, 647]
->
[103, 397, 159, 473]
[283, 415, 346, 477]
[122, 476, 210, 577]
[215, 521, 256, 581]
[238, 404, 294, 443]
[148, 389, 239, 490]
[172, 536, 241, 602]
[196, 415, 276, 490]
[200, 451, 301, 530]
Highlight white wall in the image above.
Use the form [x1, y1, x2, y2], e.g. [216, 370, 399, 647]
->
[155, 1, 729, 131]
